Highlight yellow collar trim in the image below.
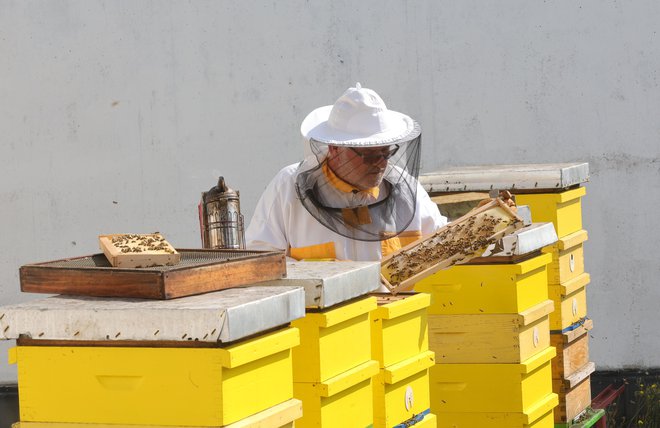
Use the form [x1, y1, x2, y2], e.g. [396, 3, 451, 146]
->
[322, 163, 380, 199]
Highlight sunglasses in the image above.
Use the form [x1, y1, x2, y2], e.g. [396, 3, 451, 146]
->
[348, 145, 400, 163]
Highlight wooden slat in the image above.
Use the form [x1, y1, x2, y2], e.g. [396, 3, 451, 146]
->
[551, 331, 590, 380]
[554, 375, 593, 423]
[553, 318, 594, 344]
[164, 255, 286, 299]
[20, 266, 165, 298]
[553, 362, 596, 391]
[381, 199, 523, 293]
[430, 192, 490, 205]
[19, 249, 286, 300]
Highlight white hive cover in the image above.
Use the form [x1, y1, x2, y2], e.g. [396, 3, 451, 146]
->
[257, 261, 381, 308]
[0, 286, 305, 343]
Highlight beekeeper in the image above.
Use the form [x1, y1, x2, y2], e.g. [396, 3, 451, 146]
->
[246, 83, 447, 261]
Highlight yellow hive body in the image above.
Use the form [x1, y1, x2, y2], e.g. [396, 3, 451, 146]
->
[542, 230, 588, 285]
[429, 299, 554, 364]
[514, 187, 586, 238]
[548, 273, 590, 331]
[370, 293, 431, 368]
[293, 360, 379, 428]
[370, 293, 436, 427]
[429, 346, 556, 413]
[291, 297, 376, 383]
[415, 253, 552, 314]
[436, 393, 558, 427]
[372, 351, 435, 428]
[9, 327, 298, 426]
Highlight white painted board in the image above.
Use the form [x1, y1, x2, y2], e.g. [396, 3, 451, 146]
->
[0, 286, 305, 343]
[257, 261, 381, 308]
[481, 222, 558, 257]
[517, 205, 532, 226]
[420, 163, 589, 193]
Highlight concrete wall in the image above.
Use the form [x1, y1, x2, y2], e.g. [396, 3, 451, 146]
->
[1, 1, 658, 381]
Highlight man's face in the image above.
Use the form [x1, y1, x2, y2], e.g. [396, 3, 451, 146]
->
[327, 145, 398, 190]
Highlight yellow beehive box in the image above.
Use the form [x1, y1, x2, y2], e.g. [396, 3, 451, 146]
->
[9, 327, 298, 427]
[514, 187, 586, 238]
[436, 393, 558, 427]
[548, 273, 590, 331]
[293, 360, 379, 428]
[415, 253, 552, 315]
[542, 230, 588, 285]
[373, 351, 435, 428]
[370, 292, 430, 368]
[292, 296, 377, 383]
[429, 346, 556, 413]
[429, 299, 554, 364]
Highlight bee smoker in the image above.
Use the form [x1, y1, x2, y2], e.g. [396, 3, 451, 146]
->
[199, 176, 245, 249]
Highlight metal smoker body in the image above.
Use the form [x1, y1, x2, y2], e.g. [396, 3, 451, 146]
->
[200, 177, 245, 249]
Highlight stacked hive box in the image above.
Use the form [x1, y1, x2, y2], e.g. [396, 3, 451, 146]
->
[259, 261, 382, 428]
[0, 286, 306, 428]
[415, 223, 559, 427]
[370, 292, 437, 428]
[420, 162, 599, 427]
[515, 184, 598, 426]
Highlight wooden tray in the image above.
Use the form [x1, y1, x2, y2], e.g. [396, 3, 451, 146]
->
[381, 199, 523, 293]
[20, 249, 287, 299]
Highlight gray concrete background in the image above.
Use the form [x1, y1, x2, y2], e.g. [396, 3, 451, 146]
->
[1, 1, 658, 381]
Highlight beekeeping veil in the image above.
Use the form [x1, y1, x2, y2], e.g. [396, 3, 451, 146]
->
[296, 83, 422, 242]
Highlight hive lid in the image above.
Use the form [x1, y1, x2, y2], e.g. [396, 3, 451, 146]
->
[420, 162, 589, 193]
[0, 286, 305, 343]
[256, 261, 381, 308]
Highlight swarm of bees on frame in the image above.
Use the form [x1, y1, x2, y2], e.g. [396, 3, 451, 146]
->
[385, 214, 520, 286]
[111, 234, 176, 254]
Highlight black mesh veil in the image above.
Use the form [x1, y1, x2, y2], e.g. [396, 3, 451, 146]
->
[295, 127, 422, 242]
